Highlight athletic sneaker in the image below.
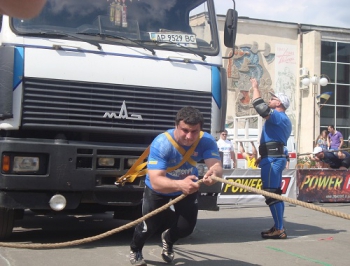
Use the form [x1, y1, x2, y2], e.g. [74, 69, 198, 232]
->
[129, 250, 147, 266]
[161, 229, 174, 263]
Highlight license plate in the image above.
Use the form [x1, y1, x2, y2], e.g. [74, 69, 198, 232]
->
[149, 32, 197, 47]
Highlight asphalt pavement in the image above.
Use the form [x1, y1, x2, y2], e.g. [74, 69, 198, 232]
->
[0, 203, 349, 266]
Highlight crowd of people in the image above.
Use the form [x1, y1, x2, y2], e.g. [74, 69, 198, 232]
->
[309, 124, 350, 169]
[216, 129, 290, 170]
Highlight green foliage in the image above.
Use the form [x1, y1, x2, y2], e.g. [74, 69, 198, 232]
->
[297, 156, 316, 168]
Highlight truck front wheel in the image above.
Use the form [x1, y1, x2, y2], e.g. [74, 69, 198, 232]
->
[0, 207, 15, 240]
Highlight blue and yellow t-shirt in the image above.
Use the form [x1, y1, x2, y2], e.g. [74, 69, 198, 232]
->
[145, 129, 221, 196]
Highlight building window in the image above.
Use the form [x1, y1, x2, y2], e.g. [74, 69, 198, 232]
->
[321, 41, 350, 146]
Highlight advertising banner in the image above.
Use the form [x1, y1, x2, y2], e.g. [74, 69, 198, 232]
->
[297, 169, 350, 202]
[218, 169, 296, 205]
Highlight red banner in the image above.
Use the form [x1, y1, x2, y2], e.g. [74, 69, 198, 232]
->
[297, 169, 350, 202]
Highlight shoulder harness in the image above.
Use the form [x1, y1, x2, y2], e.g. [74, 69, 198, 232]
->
[115, 131, 204, 186]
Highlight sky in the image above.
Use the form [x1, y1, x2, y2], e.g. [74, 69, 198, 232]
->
[214, 0, 350, 29]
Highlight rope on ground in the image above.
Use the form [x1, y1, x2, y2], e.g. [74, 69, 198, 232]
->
[211, 176, 350, 220]
[0, 181, 201, 249]
[1, 177, 349, 249]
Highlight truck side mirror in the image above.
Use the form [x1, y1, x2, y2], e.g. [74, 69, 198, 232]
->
[224, 9, 238, 48]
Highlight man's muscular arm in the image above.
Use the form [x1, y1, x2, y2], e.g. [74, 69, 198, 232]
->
[251, 78, 271, 120]
[202, 158, 223, 186]
[148, 169, 199, 195]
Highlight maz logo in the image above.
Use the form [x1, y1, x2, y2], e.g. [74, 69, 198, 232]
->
[103, 101, 143, 120]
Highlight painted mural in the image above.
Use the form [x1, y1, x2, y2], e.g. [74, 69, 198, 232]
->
[225, 42, 296, 133]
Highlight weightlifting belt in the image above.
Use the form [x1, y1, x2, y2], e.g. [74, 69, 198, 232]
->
[259, 142, 284, 158]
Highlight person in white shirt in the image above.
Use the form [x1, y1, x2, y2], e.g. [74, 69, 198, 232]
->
[217, 129, 236, 169]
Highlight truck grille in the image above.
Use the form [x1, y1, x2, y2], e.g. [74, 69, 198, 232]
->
[21, 78, 212, 134]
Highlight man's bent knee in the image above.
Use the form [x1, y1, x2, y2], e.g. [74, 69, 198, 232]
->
[264, 188, 283, 206]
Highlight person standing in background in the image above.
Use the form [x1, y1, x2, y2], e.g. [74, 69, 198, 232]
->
[315, 130, 328, 150]
[217, 129, 236, 169]
[284, 147, 290, 169]
[251, 78, 292, 239]
[327, 125, 343, 150]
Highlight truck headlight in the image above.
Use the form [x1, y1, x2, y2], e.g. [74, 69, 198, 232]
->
[13, 156, 39, 172]
[127, 158, 138, 168]
[98, 157, 115, 167]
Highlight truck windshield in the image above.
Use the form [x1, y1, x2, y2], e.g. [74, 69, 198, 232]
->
[11, 0, 218, 54]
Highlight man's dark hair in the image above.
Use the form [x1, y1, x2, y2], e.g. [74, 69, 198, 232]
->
[220, 129, 228, 134]
[175, 106, 204, 129]
[328, 125, 335, 130]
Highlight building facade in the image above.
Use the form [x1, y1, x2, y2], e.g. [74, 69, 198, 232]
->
[217, 15, 350, 154]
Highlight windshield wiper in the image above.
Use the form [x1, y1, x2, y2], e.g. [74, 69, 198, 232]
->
[147, 40, 206, 61]
[78, 32, 156, 55]
[20, 31, 102, 50]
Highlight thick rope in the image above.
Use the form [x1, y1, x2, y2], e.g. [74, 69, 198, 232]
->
[211, 176, 350, 220]
[1, 177, 349, 249]
[0, 181, 200, 249]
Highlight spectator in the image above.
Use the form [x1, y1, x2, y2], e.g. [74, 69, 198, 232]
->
[0, 0, 46, 19]
[315, 130, 328, 150]
[311, 147, 350, 169]
[336, 150, 350, 169]
[217, 129, 236, 169]
[239, 141, 258, 169]
[327, 125, 343, 150]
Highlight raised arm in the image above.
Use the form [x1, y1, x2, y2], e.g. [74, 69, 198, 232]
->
[251, 78, 271, 120]
[251, 141, 258, 158]
[239, 142, 247, 158]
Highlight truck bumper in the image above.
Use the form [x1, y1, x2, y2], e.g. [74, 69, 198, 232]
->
[0, 138, 146, 209]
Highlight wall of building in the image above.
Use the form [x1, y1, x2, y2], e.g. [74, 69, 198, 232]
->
[298, 31, 322, 153]
[217, 16, 325, 154]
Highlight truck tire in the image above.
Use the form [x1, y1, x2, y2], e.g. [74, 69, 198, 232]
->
[0, 207, 15, 240]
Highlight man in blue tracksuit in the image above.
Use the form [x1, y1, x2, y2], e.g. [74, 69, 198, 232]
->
[251, 78, 292, 239]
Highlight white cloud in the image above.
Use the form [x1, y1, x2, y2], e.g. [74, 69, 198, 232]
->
[214, 0, 350, 28]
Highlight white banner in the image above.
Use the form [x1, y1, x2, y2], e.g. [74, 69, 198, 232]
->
[218, 169, 297, 205]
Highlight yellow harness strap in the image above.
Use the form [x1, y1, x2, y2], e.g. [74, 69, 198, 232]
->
[115, 131, 204, 186]
[164, 131, 203, 171]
